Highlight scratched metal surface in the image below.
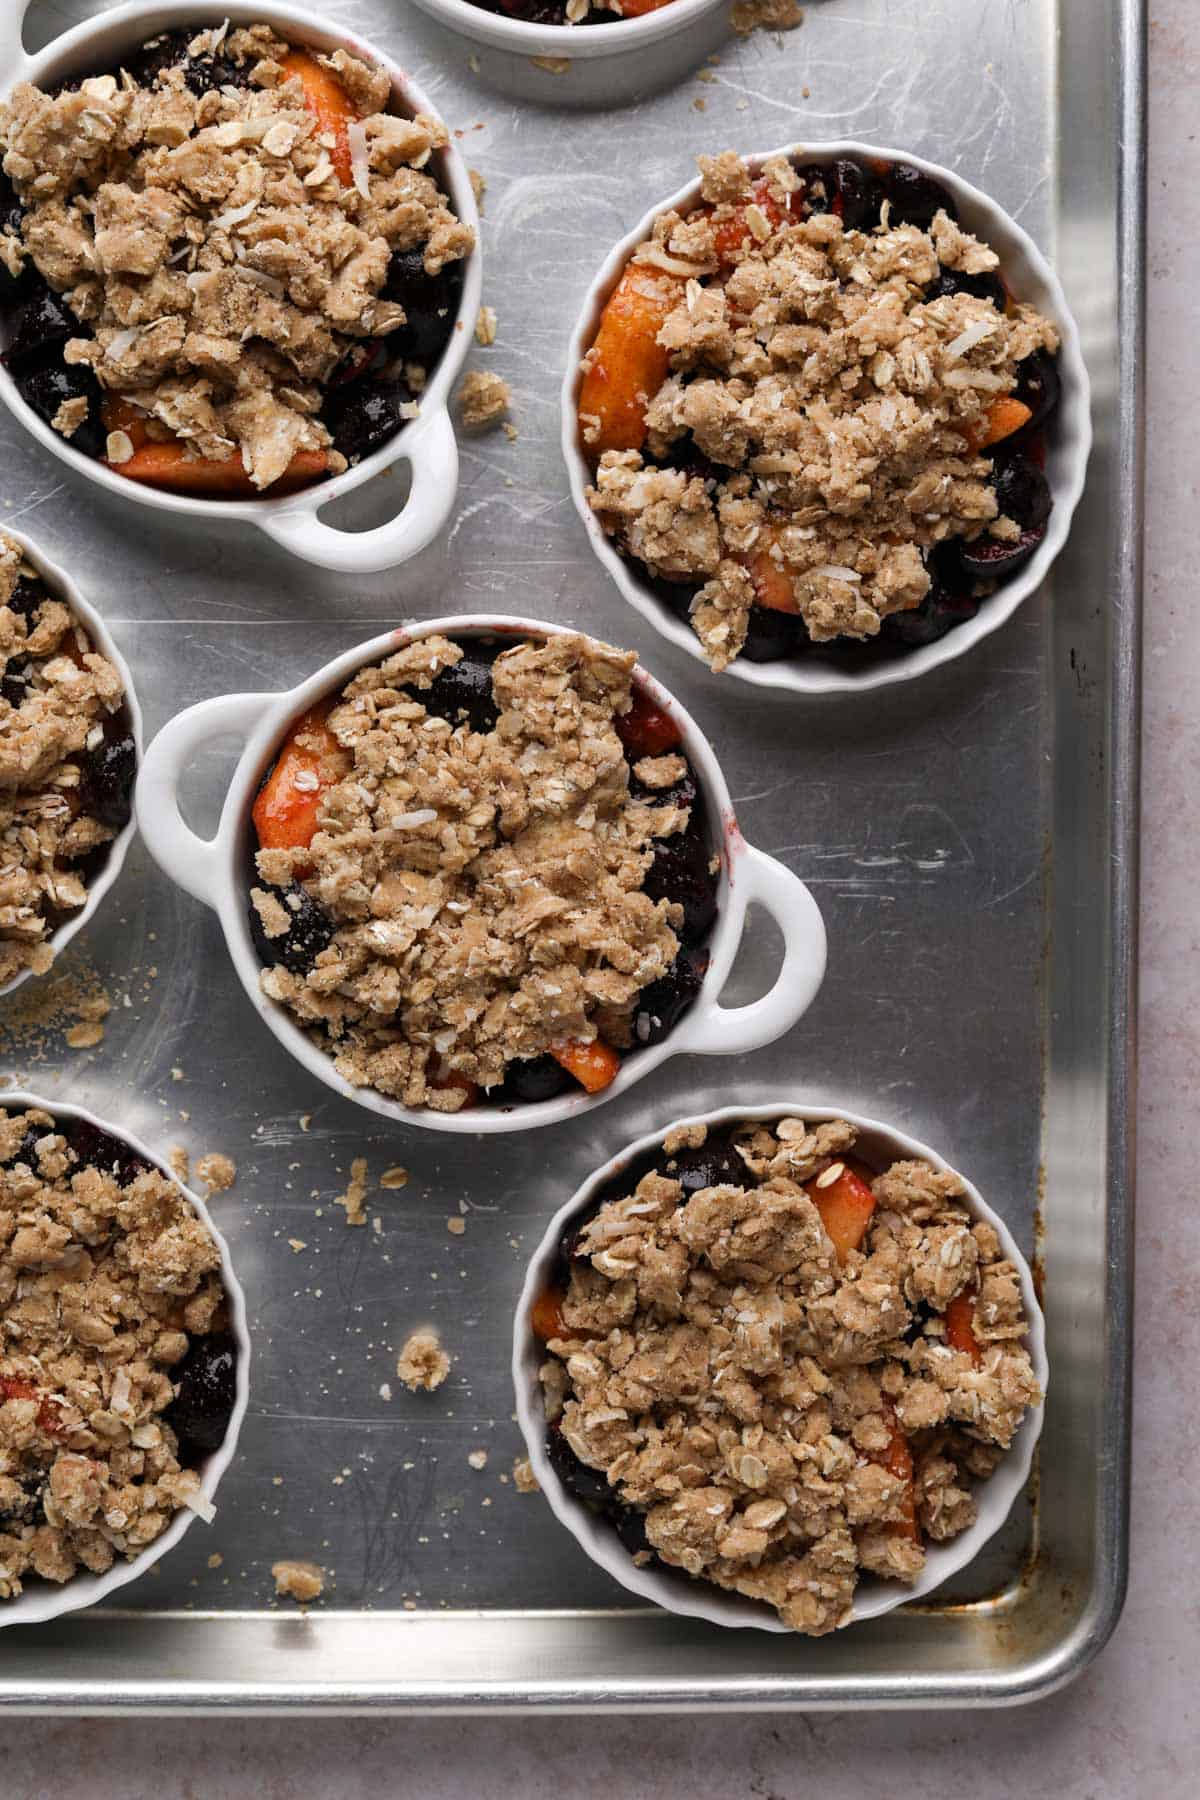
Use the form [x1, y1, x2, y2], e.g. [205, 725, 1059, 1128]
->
[0, 0, 1138, 1708]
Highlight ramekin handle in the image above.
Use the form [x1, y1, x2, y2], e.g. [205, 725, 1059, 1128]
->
[256, 406, 459, 573]
[137, 693, 271, 909]
[0, 3, 34, 81]
[671, 844, 827, 1057]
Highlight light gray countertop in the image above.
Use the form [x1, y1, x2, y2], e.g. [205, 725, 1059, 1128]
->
[2, 0, 1191, 1790]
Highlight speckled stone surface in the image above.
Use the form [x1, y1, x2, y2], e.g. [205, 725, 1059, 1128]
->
[0, 5, 1191, 1792]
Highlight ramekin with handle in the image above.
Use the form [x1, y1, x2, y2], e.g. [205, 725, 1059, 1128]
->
[0, 1, 481, 575]
[0, 527, 142, 1001]
[515, 1100, 1048, 1631]
[562, 141, 1092, 695]
[0, 1091, 251, 1629]
[135, 615, 827, 1136]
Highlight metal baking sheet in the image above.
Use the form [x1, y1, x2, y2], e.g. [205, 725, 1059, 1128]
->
[0, 0, 1140, 1710]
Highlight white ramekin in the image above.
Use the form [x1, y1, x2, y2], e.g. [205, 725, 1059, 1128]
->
[0, 1091, 251, 1629]
[514, 1101, 1048, 1632]
[0, 528, 142, 1001]
[0, 1, 481, 575]
[562, 141, 1093, 695]
[405, 0, 726, 67]
[135, 616, 827, 1136]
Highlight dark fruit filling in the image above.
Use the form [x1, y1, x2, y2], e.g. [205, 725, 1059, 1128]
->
[249, 637, 719, 1108]
[247, 881, 336, 977]
[163, 1331, 239, 1462]
[65, 1119, 153, 1189]
[469, 0, 623, 22]
[618, 155, 1061, 666]
[545, 1423, 656, 1563]
[77, 732, 137, 831]
[0, 32, 462, 480]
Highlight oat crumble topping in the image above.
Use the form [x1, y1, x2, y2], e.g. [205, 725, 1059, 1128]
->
[397, 1327, 450, 1393]
[0, 532, 132, 989]
[0, 1107, 232, 1601]
[272, 1556, 324, 1602]
[251, 633, 691, 1110]
[457, 368, 511, 431]
[584, 151, 1060, 667]
[538, 1115, 1040, 1634]
[0, 25, 474, 489]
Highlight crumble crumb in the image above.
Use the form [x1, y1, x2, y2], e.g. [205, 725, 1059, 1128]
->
[457, 369, 511, 431]
[469, 167, 486, 209]
[334, 1156, 369, 1226]
[446, 1216, 465, 1237]
[467, 1448, 488, 1471]
[530, 56, 572, 75]
[731, 0, 805, 34]
[380, 1166, 409, 1191]
[513, 1457, 539, 1495]
[195, 1152, 236, 1196]
[168, 1145, 190, 1183]
[207, 1552, 223, 1570]
[64, 1020, 105, 1049]
[397, 1327, 450, 1393]
[287, 1238, 307, 1254]
[475, 304, 498, 346]
[271, 1558, 325, 1604]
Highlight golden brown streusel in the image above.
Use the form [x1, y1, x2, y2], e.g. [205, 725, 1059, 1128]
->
[539, 1115, 1040, 1635]
[396, 1327, 450, 1393]
[272, 1557, 325, 1602]
[0, 534, 131, 989]
[251, 633, 689, 1109]
[0, 26, 474, 488]
[457, 368, 511, 431]
[0, 1107, 231, 1601]
[585, 151, 1059, 667]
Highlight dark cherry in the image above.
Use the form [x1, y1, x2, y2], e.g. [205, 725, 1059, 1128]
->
[383, 250, 462, 364]
[545, 1425, 612, 1512]
[408, 641, 501, 734]
[1, 1124, 45, 1169]
[642, 833, 717, 946]
[119, 29, 194, 87]
[1013, 350, 1061, 435]
[632, 947, 707, 1049]
[880, 563, 980, 647]
[14, 362, 105, 458]
[991, 453, 1052, 533]
[925, 265, 1007, 311]
[182, 51, 256, 96]
[249, 882, 336, 976]
[5, 576, 46, 623]
[956, 522, 1047, 582]
[494, 1053, 573, 1107]
[164, 1332, 238, 1460]
[327, 339, 388, 390]
[612, 1505, 650, 1558]
[884, 162, 958, 230]
[4, 279, 79, 370]
[66, 1119, 153, 1187]
[0, 669, 30, 708]
[740, 606, 811, 662]
[659, 1131, 747, 1198]
[627, 757, 699, 820]
[77, 732, 137, 830]
[831, 158, 885, 230]
[321, 378, 413, 464]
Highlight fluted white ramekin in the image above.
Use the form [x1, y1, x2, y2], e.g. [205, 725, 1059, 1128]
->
[0, 1, 481, 574]
[0, 1091, 250, 1628]
[515, 1101, 1048, 1631]
[0, 529, 141, 1001]
[562, 142, 1092, 694]
[136, 616, 827, 1135]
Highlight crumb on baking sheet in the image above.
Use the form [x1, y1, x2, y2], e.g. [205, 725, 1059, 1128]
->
[731, 0, 804, 34]
[335, 1156, 370, 1226]
[513, 1457, 540, 1495]
[447, 1216, 465, 1237]
[457, 369, 511, 431]
[271, 1559, 325, 1604]
[475, 304, 498, 346]
[397, 1327, 449, 1392]
[469, 167, 486, 209]
[168, 1145, 190, 1184]
[380, 1165, 409, 1191]
[467, 1448, 488, 1471]
[195, 1152, 236, 1196]
[530, 56, 571, 75]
